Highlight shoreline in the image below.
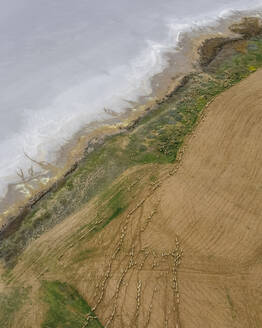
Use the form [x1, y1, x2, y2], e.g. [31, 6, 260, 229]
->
[0, 15, 243, 219]
[1, 15, 262, 241]
[0, 9, 257, 213]
[0, 72, 194, 235]
[0, 8, 248, 217]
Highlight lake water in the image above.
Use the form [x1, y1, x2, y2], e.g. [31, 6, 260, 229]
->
[0, 0, 261, 203]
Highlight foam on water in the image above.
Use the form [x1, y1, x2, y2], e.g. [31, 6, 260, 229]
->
[0, 0, 262, 200]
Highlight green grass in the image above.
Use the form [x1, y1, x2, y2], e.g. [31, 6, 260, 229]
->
[41, 281, 103, 328]
[0, 286, 30, 327]
[62, 170, 142, 251]
[226, 289, 237, 320]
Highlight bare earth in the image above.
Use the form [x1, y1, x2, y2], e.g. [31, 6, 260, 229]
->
[160, 69, 262, 327]
[9, 69, 262, 327]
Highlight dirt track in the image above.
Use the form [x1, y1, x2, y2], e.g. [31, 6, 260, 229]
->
[7, 69, 262, 327]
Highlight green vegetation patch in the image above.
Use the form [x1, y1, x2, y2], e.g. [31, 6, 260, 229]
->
[215, 38, 262, 83]
[70, 171, 136, 246]
[41, 280, 103, 328]
[0, 286, 30, 327]
[226, 289, 237, 320]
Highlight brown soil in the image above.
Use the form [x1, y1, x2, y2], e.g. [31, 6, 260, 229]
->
[4, 69, 262, 327]
[159, 68, 262, 327]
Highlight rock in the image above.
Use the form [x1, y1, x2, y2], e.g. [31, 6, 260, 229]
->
[199, 37, 232, 67]
[229, 17, 262, 38]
